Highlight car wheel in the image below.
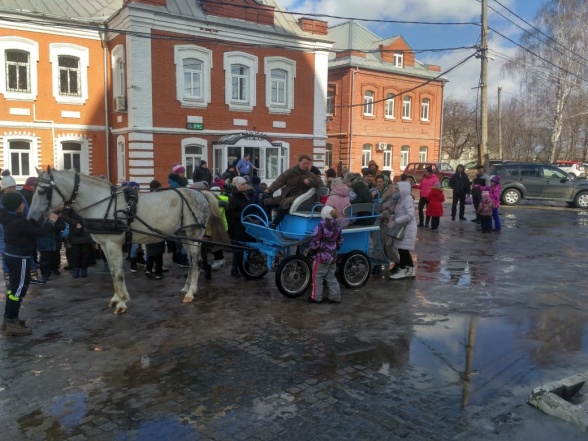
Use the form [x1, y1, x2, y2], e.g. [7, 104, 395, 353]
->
[441, 178, 450, 188]
[502, 188, 521, 206]
[574, 191, 588, 208]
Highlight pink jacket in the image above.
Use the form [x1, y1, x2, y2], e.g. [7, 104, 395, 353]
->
[326, 183, 351, 227]
[414, 174, 439, 198]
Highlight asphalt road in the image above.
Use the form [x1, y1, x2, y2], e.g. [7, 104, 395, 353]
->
[1, 199, 588, 440]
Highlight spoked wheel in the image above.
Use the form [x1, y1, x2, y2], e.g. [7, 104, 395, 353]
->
[339, 251, 370, 288]
[238, 250, 269, 279]
[276, 255, 312, 297]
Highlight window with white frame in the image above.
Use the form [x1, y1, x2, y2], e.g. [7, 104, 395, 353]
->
[224, 52, 258, 112]
[8, 140, 32, 178]
[402, 96, 412, 119]
[0, 37, 38, 100]
[394, 53, 403, 68]
[385, 93, 394, 118]
[175, 45, 212, 108]
[362, 144, 372, 167]
[325, 143, 332, 168]
[183, 138, 207, 179]
[56, 138, 89, 174]
[364, 91, 374, 116]
[383, 146, 392, 170]
[421, 98, 430, 121]
[419, 146, 428, 162]
[49, 43, 89, 104]
[326, 90, 334, 116]
[401, 145, 409, 170]
[264, 57, 295, 114]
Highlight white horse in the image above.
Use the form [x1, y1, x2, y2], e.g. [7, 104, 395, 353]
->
[28, 167, 230, 314]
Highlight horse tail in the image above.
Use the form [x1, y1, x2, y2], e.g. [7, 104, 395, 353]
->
[201, 190, 231, 245]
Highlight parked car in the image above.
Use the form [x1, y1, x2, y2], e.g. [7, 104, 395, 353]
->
[397, 162, 454, 188]
[490, 162, 588, 208]
[551, 161, 586, 178]
[465, 159, 514, 181]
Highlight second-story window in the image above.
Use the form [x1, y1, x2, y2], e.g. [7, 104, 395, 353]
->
[402, 96, 412, 120]
[385, 93, 394, 118]
[421, 98, 430, 121]
[6, 50, 29, 93]
[231, 64, 248, 103]
[58, 55, 80, 96]
[183, 58, 202, 98]
[326, 91, 334, 116]
[364, 91, 374, 116]
[270, 68, 286, 106]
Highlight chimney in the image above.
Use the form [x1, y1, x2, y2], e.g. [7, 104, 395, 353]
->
[298, 18, 328, 36]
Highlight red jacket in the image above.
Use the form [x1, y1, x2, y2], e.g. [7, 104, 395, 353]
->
[426, 187, 445, 217]
[414, 174, 439, 198]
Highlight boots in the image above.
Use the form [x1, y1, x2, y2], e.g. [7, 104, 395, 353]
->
[1, 317, 26, 331]
[425, 216, 430, 228]
[3, 318, 32, 336]
[29, 269, 45, 285]
[130, 259, 138, 273]
[80, 269, 88, 278]
[72, 268, 80, 278]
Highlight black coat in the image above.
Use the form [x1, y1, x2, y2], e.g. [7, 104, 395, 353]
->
[60, 208, 94, 245]
[449, 172, 471, 195]
[192, 166, 213, 185]
[226, 190, 254, 242]
[0, 210, 54, 256]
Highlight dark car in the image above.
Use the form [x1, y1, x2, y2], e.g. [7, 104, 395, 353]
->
[397, 162, 454, 188]
[490, 162, 588, 208]
[465, 159, 514, 181]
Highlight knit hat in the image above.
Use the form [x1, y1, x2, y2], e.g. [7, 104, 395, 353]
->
[433, 181, 441, 188]
[491, 175, 501, 184]
[200, 160, 207, 166]
[149, 179, 162, 190]
[321, 205, 336, 219]
[252, 176, 261, 185]
[172, 163, 185, 174]
[232, 176, 247, 188]
[2, 192, 23, 211]
[1, 174, 16, 189]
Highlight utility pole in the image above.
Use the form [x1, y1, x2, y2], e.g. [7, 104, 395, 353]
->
[498, 86, 502, 159]
[480, 0, 489, 168]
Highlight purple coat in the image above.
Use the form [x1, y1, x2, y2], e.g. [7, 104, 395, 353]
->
[309, 218, 343, 264]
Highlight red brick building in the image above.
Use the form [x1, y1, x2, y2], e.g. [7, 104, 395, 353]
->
[325, 21, 446, 176]
[0, 0, 331, 186]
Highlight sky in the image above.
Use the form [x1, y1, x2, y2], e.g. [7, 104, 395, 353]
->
[278, 0, 544, 104]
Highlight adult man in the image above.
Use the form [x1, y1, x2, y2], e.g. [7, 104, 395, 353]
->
[192, 160, 213, 185]
[448, 164, 471, 221]
[236, 153, 257, 177]
[264, 154, 323, 228]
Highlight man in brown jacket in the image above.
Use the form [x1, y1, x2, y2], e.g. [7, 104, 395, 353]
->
[264, 154, 323, 228]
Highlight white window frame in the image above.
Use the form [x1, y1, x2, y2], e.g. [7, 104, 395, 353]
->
[264, 57, 295, 114]
[385, 93, 395, 119]
[383, 147, 392, 170]
[3, 136, 38, 181]
[55, 136, 90, 174]
[362, 144, 372, 167]
[421, 98, 430, 121]
[401, 146, 409, 170]
[117, 135, 126, 184]
[182, 138, 208, 179]
[0, 37, 38, 101]
[419, 146, 428, 162]
[49, 43, 89, 105]
[394, 53, 403, 68]
[326, 91, 334, 116]
[224, 52, 258, 112]
[175, 45, 212, 108]
[325, 144, 332, 168]
[112, 44, 126, 106]
[363, 91, 374, 116]
[402, 96, 412, 120]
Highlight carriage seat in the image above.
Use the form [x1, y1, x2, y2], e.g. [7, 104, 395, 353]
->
[341, 203, 380, 231]
[289, 187, 329, 218]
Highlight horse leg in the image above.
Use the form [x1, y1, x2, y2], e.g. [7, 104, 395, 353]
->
[101, 240, 130, 314]
[182, 242, 201, 303]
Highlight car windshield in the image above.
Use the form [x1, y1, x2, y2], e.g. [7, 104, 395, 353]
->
[438, 163, 454, 171]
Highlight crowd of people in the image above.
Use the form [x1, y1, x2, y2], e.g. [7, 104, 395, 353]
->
[0, 157, 501, 336]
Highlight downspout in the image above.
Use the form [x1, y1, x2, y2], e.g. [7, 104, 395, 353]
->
[439, 82, 445, 161]
[99, 27, 111, 182]
[348, 67, 359, 171]
[32, 104, 55, 169]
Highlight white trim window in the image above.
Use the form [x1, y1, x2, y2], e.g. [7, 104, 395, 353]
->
[224, 52, 258, 112]
[401, 145, 409, 170]
[363, 91, 374, 116]
[383, 147, 392, 170]
[264, 57, 295, 114]
[175, 45, 212, 108]
[326, 90, 334, 116]
[112, 45, 126, 112]
[117, 135, 126, 183]
[182, 138, 207, 179]
[325, 143, 332, 168]
[5, 138, 35, 179]
[0, 37, 38, 101]
[362, 143, 372, 167]
[421, 98, 430, 121]
[385, 93, 394, 119]
[419, 146, 428, 162]
[56, 136, 90, 174]
[49, 43, 89, 104]
[402, 96, 412, 120]
[394, 53, 403, 68]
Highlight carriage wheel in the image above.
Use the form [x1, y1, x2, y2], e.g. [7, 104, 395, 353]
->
[339, 251, 370, 289]
[276, 255, 312, 297]
[238, 250, 269, 280]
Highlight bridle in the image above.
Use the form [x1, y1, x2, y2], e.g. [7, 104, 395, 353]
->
[35, 169, 81, 209]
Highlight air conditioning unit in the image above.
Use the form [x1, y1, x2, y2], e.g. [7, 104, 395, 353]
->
[114, 96, 127, 112]
[376, 142, 387, 151]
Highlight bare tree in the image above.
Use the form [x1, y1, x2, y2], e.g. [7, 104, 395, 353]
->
[503, 0, 588, 163]
[442, 96, 477, 161]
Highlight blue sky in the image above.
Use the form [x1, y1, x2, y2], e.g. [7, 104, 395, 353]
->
[279, 0, 544, 101]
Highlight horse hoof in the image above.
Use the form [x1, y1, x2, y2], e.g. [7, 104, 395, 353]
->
[182, 296, 193, 303]
[114, 304, 127, 314]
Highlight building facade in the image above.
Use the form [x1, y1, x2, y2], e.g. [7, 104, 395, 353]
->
[326, 21, 446, 175]
[0, 0, 331, 186]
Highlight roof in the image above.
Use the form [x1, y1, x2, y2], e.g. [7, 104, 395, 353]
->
[0, 0, 122, 22]
[328, 20, 447, 82]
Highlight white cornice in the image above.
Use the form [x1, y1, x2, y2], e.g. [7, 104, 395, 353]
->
[0, 121, 106, 131]
[110, 126, 320, 140]
[0, 17, 102, 41]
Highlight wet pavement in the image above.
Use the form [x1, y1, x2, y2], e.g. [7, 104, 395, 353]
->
[2, 198, 588, 440]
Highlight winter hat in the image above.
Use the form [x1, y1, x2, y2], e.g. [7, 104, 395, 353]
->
[252, 176, 261, 185]
[320, 205, 337, 220]
[24, 176, 37, 191]
[2, 192, 23, 211]
[491, 175, 501, 184]
[481, 191, 490, 197]
[213, 178, 226, 188]
[232, 176, 247, 188]
[433, 181, 441, 188]
[325, 168, 337, 178]
[425, 166, 434, 173]
[128, 181, 140, 188]
[242, 175, 250, 182]
[1, 171, 16, 189]
[200, 160, 207, 166]
[189, 181, 209, 191]
[149, 179, 162, 190]
[172, 163, 185, 174]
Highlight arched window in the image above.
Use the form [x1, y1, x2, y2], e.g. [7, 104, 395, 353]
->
[402, 96, 412, 119]
[385, 93, 394, 118]
[401, 145, 410, 169]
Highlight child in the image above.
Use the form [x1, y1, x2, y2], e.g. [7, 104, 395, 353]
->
[144, 180, 166, 279]
[425, 181, 445, 231]
[489, 176, 502, 231]
[470, 176, 486, 223]
[477, 191, 493, 233]
[0, 192, 58, 336]
[308, 206, 344, 304]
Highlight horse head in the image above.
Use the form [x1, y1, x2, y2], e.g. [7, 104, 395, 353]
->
[29, 166, 77, 222]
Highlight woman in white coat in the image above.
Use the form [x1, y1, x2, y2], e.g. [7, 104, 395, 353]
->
[389, 181, 417, 279]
